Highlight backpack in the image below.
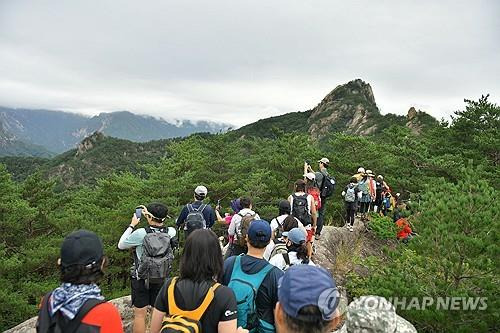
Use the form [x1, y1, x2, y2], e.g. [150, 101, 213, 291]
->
[160, 277, 219, 333]
[291, 194, 312, 226]
[269, 239, 288, 259]
[185, 204, 207, 234]
[137, 226, 174, 288]
[236, 212, 256, 246]
[320, 173, 336, 198]
[308, 187, 322, 210]
[272, 217, 285, 239]
[228, 255, 274, 331]
[345, 184, 356, 203]
[358, 179, 370, 195]
[36, 293, 105, 333]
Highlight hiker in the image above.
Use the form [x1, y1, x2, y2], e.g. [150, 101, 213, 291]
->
[226, 197, 260, 259]
[306, 158, 335, 239]
[265, 202, 306, 261]
[176, 185, 215, 238]
[216, 198, 241, 226]
[269, 228, 315, 271]
[381, 192, 393, 216]
[150, 229, 248, 333]
[118, 203, 176, 333]
[37, 230, 123, 333]
[269, 200, 303, 240]
[274, 265, 342, 333]
[288, 179, 317, 257]
[357, 172, 372, 221]
[373, 175, 385, 213]
[223, 220, 284, 332]
[342, 177, 361, 232]
[395, 218, 413, 243]
[304, 172, 321, 218]
[353, 167, 366, 182]
[365, 170, 377, 212]
[338, 296, 417, 333]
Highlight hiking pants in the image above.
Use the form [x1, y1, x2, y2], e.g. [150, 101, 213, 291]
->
[316, 196, 327, 235]
[359, 201, 370, 214]
[345, 202, 356, 226]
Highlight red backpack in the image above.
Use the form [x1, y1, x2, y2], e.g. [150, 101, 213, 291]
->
[308, 187, 322, 210]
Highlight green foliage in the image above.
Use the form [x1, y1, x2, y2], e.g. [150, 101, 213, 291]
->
[351, 165, 499, 332]
[367, 213, 397, 240]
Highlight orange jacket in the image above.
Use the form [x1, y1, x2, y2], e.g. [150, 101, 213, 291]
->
[396, 218, 412, 240]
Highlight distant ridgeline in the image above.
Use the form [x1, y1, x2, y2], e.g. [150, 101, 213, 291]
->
[0, 108, 230, 155]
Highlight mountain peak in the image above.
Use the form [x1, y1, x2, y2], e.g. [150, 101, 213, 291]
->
[308, 79, 380, 138]
[75, 131, 106, 157]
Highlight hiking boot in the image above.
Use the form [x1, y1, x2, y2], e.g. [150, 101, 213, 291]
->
[349, 225, 354, 232]
[315, 234, 321, 240]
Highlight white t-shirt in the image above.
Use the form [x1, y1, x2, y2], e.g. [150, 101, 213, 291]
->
[227, 208, 260, 240]
[288, 192, 314, 215]
[269, 251, 316, 271]
[270, 214, 304, 234]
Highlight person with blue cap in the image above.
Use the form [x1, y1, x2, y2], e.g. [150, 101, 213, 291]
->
[269, 228, 316, 271]
[223, 219, 284, 332]
[274, 265, 342, 333]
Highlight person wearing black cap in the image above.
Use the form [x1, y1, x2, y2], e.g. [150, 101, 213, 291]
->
[118, 203, 176, 333]
[274, 265, 342, 333]
[223, 220, 284, 332]
[36, 230, 123, 333]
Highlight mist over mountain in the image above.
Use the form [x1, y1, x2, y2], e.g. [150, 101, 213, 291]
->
[0, 108, 230, 154]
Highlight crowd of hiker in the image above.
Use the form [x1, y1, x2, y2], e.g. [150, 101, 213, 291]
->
[35, 157, 417, 333]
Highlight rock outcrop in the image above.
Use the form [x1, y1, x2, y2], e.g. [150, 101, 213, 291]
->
[75, 131, 106, 157]
[405, 107, 438, 135]
[308, 79, 381, 138]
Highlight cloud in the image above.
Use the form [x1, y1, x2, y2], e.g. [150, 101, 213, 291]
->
[0, 0, 498, 127]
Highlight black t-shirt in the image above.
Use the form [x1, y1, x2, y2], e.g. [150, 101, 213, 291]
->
[222, 255, 284, 327]
[154, 278, 238, 333]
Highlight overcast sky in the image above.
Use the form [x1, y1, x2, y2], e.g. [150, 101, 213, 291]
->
[0, 0, 498, 127]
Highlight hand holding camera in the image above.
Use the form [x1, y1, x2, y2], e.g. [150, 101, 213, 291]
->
[131, 205, 145, 227]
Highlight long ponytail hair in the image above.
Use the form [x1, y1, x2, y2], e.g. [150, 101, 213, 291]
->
[288, 242, 309, 264]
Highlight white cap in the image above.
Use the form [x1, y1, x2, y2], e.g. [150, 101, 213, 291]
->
[304, 172, 316, 181]
[366, 169, 375, 176]
[318, 157, 330, 165]
[194, 185, 208, 196]
[357, 167, 365, 173]
[377, 175, 384, 180]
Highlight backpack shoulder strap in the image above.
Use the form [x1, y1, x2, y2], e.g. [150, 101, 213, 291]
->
[167, 277, 220, 321]
[36, 292, 53, 333]
[145, 226, 153, 234]
[64, 298, 105, 333]
[197, 204, 207, 213]
[187, 204, 193, 213]
[282, 252, 291, 267]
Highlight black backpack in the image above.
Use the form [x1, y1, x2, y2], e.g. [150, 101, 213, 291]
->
[291, 194, 312, 226]
[185, 204, 207, 235]
[320, 173, 336, 198]
[36, 292, 105, 333]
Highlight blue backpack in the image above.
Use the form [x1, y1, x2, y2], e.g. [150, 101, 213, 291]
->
[228, 255, 274, 332]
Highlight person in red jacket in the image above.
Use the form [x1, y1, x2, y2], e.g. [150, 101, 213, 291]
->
[395, 218, 413, 243]
[36, 230, 123, 333]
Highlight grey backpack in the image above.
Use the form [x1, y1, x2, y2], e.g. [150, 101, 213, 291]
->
[345, 185, 356, 202]
[185, 204, 207, 235]
[137, 226, 173, 288]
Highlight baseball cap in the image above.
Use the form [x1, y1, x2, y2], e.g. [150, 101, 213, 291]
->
[318, 157, 330, 165]
[338, 296, 417, 333]
[194, 185, 208, 196]
[247, 219, 271, 243]
[303, 172, 316, 181]
[288, 228, 306, 244]
[278, 200, 291, 212]
[60, 230, 104, 268]
[278, 265, 339, 321]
